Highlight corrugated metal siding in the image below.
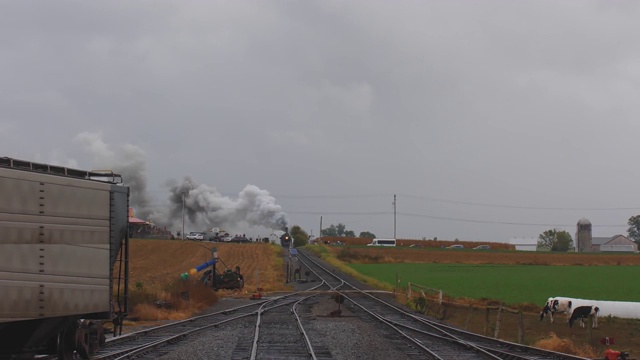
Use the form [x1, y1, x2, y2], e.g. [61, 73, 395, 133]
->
[0, 167, 114, 321]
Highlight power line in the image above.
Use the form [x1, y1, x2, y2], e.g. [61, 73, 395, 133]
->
[271, 193, 391, 199]
[131, 192, 634, 228]
[396, 193, 640, 211]
[132, 202, 630, 228]
[284, 209, 627, 228]
[260, 192, 640, 211]
[286, 210, 388, 216]
[396, 211, 627, 228]
[136, 191, 640, 211]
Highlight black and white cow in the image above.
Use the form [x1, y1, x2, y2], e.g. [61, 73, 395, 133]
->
[568, 305, 599, 328]
[539, 298, 572, 323]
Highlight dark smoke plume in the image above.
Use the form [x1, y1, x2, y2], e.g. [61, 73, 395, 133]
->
[74, 132, 152, 218]
[75, 132, 287, 233]
[150, 177, 288, 232]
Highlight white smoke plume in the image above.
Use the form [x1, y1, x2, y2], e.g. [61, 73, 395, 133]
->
[149, 177, 288, 232]
[74, 132, 152, 218]
[75, 132, 287, 233]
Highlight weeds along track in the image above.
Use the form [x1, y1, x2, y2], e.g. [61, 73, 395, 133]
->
[297, 248, 590, 360]
[89, 279, 335, 360]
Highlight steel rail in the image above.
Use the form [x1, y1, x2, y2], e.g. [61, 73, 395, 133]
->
[250, 280, 330, 360]
[95, 284, 327, 360]
[381, 316, 545, 360]
[296, 255, 447, 359]
[296, 252, 504, 358]
[103, 299, 269, 347]
[102, 308, 259, 360]
[292, 295, 319, 360]
[310, 268, 484, 358]
[297, 248, 591, 360]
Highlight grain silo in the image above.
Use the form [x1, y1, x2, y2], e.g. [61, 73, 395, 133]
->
[575, 218, 592, 252]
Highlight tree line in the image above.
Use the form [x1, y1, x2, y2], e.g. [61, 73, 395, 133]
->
[290, 215, 640, 251]
[320, 223, 376, 239]
[286, 223, 376, 248]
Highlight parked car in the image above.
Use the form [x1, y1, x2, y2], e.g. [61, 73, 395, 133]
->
[473, 245, 491, 250]
[186, 232, 205, 241]
[208, 232, 230, 242]
[448, 244, 464, 249]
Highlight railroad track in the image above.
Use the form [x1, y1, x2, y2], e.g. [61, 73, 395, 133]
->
[296, 248, 591, 360]
[247, 294, 327, 359]
[42, 247, 594, 359]
[92, 300, 267, 359]
[87, 277, 337, 359]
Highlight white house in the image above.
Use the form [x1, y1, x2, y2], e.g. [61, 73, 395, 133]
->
[509, 237, 538, 251]
[591, 234, 638, 253]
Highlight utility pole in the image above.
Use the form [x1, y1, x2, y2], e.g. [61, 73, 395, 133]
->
[319, 216, 323, 244]
[181, 192, 185, 240]
[393, 194, 397, 239]
[211, 247, 218, 289]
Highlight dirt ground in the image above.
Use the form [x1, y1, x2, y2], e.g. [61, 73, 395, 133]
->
[124, 239, 640, 358]
[409, 298, 640, 359]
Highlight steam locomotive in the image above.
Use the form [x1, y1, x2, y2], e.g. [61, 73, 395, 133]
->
[280, 231, 292, 248]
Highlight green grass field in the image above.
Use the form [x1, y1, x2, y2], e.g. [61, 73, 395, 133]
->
[349, 263, 640, 305]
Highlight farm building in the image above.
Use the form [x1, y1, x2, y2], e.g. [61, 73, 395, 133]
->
[128, 207, 173, 239]
[575, 217, 592, 252]
[509, 237, 538, 251]
[575, 217, 637, 252]
[591, 234, 638, 252]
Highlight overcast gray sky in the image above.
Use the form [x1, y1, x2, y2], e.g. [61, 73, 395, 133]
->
[3, 1, 640, 242]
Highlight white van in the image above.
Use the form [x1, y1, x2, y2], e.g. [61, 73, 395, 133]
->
[367, 238, 396, 247]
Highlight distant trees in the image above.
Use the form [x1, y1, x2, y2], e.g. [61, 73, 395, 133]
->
[359, 231, 376, 238]
[321, 223, 347, 237]
[552, 231, 573, 251]
[290, 225, 309, 247]
[627, 215, 640, 245]
[321, 223, 372, 238]
[538, 229, 574, 252]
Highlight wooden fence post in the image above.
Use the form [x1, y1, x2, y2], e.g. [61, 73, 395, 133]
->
[394, 273, 398, 296]
[464, 305, 473, 330]
[494, 305, 504, 339]
[518, 310, 524, 344]
[484, 307, 490, 336]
